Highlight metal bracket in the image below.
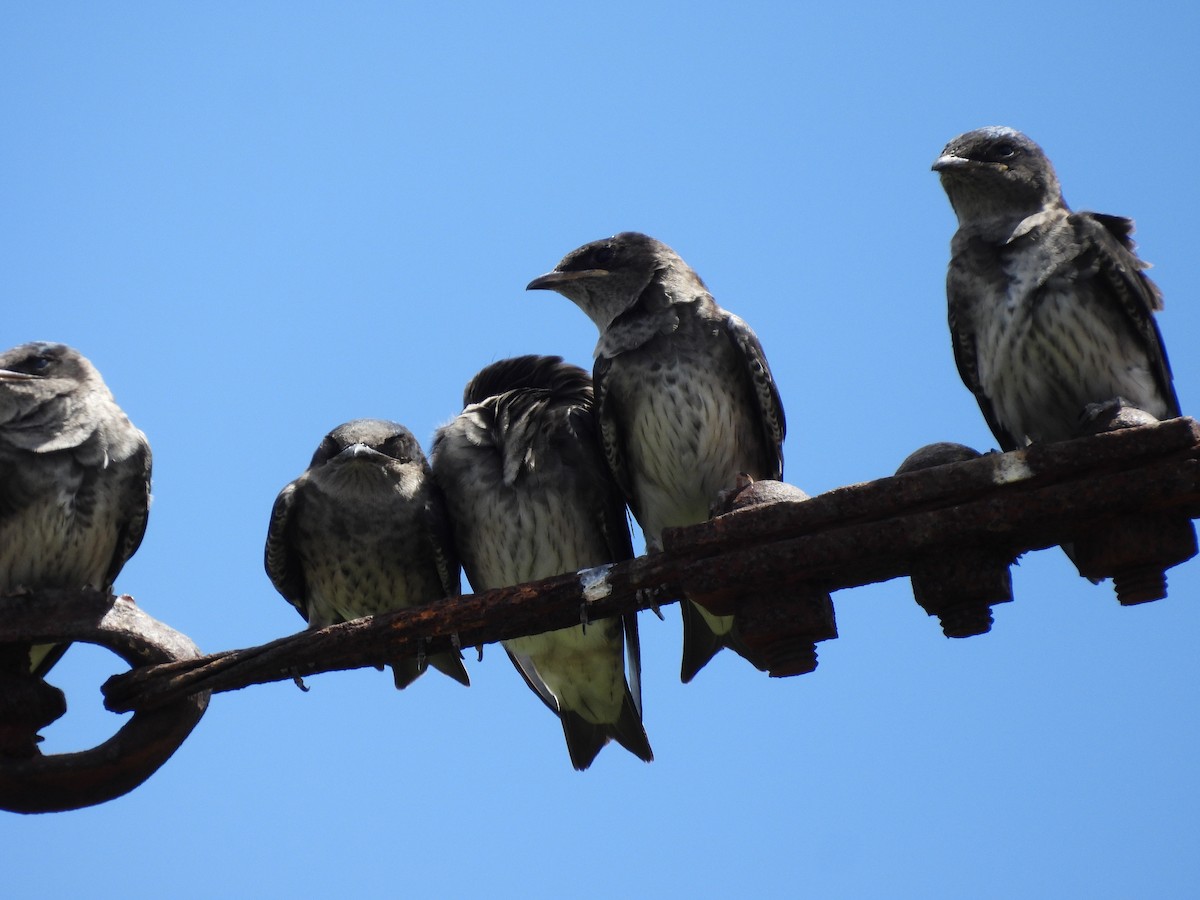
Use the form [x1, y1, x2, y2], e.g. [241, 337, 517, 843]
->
[0, 590, 208, 814]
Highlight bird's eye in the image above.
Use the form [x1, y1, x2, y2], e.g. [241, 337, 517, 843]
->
[312, 436, 340, 464]
[381, 436, 413, 463]
[23, 354, 53, 375]
[592, 246, 615, 267]
[993, 142, 1017, 159]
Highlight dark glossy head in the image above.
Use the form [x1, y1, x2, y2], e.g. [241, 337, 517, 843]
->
[933, 126, 1064, 224]
[310, 419, 425, 469]
[526, 232, 693, 329]
[0, 342, 97, 388]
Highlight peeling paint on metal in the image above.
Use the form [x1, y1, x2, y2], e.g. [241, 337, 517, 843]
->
[993, 452, 1033, 484]
[578, 564, 613, 604]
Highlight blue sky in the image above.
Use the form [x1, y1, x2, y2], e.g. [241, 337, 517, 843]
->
[4, 3, 1199, 897]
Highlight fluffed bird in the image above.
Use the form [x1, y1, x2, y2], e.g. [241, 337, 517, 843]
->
[528, 232, 786, 682]
[0, 342, 151, 676]
[933, 126, 1179, 450]
[265, 419, 469, 689]
[431, 355, 651, 769]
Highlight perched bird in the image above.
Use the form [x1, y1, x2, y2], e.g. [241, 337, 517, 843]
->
[933, 126, 1180, 450]
[0, 342, 152, 676]
[528, 232, 786, 682]
[265, 419, 469, 689]
[431, 355, 651, 770]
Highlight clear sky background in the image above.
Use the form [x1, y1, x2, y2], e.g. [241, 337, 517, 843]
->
[4, 4, 1199, 898]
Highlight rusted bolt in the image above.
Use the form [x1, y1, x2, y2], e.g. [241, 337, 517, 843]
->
[1068, 410, 1199, 604]
[1080, 399, 1160, 434]
[897, 443, 1016, 637]
[733, 585, 837, 677]
[896, 442, 984, 473]
[710, 474, 812, 516]
[1069, 512, 1197, 605]
[908, 549, 1013, 637]
[696, 476, 836, 677]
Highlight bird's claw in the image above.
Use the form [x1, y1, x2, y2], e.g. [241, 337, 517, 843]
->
[290, 668, 310, 692]
[636, 587, 665, 620]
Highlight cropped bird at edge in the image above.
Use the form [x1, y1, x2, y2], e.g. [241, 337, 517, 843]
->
[527, 232, 786, 683]
[431, 355, 652, 770]
[265, 419, 469, 689]
[0, 342, 152, 676]
[933, 126, 1180, 451]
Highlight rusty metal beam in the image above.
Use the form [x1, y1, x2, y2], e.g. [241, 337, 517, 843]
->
[99, 418, 1200, 715]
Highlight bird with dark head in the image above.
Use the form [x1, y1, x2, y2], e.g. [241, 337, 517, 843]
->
[934, 127, 1066, 232]
[528, 233, 786, 683]
[431, 355, 651, 770]
[265, 419, 469, 689]
[0, 341, 152, 676]
[933, 126, 1179, 450]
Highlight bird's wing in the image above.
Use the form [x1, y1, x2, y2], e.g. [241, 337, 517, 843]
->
[105, 438, 152, 589]
[505, 646, 559, 714]
[593, 354, 639, 518]
[623, 605, 644, 719]
[264, 480, 309, 621]
[564, 401, 635, 564]
[422, 470, 462, 600]
[1070, 212, 1180, 417]
[723, 312, 787, 479]
[567, 399, 643, 716]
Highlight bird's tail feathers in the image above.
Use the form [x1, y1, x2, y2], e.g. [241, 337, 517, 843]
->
[561, 712, 609, 771]
[428, 651, 471, 687]
[679, 600, 762, 682]
[611, 689, 653, 763]
[559, 684, 653, 771]
[679, 600, 730, 683]
[389, 657, 426, 690]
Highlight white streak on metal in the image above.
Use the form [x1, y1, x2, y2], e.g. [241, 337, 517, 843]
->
[993, 451, 1033, 484]
[578, 564, 614, 604]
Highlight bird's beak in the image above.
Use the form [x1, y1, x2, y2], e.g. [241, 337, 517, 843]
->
[526, 269, 608, 291]
[0, 368, 37, 382]
[931, 153, 968, 173]
[333, 442, 378, 464]
[932, 154, 1005, 174]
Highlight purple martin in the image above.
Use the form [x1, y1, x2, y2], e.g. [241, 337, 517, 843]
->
[933, 126, 1180, 450]
[527, 233, 786, 683]
[265, 419, 469, 689]
[431, 356, 651, 770]
[0, 342, 151, 676]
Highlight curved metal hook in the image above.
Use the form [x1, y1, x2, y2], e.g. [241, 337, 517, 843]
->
[0, 590, 208, 814]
